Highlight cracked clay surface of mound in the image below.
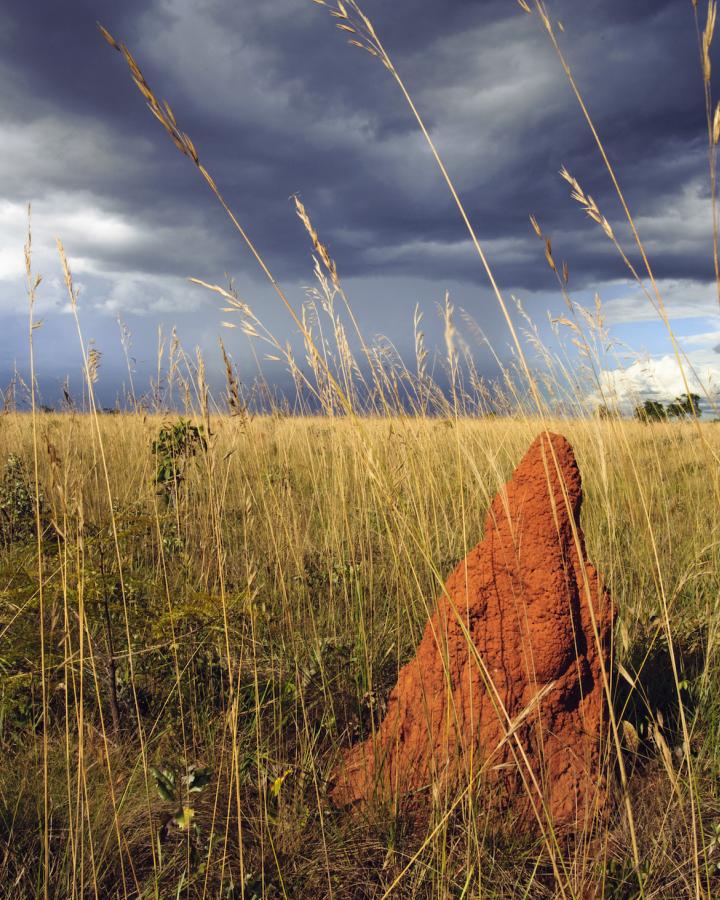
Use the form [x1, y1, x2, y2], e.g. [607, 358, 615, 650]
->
[331, 432, 614, 829]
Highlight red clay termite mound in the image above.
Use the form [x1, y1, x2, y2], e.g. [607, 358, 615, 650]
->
[331, 432, 614, 830]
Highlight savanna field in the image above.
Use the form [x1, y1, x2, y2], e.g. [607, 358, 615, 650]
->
[4, 0, 720, 897]
[1, 412, 719, 897]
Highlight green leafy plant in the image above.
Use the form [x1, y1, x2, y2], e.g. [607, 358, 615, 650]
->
[706, 822, 720, 876]
[603, 857, 651, 899]
[152, 764, 212, 838]
[151, 419, 207, 502]
[0, 454, 40, 545]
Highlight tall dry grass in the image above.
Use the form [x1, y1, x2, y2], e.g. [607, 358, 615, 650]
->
[1, 410, 719, 897]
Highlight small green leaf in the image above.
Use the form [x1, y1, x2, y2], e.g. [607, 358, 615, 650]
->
[151, 767, 177, 803]
[186, 767, 212, 793]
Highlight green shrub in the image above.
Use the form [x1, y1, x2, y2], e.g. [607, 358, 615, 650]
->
[151, 419, 207, 503]
[0, 454, 39, 545]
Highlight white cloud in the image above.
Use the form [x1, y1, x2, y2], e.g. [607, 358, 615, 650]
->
[587, 350, 720, 410]
[0, 196, 151, 316]
[601, 278, 720, 324]
[95, 273, 201, 317]
[633, 179, 714, 258]
[0, 114, 152, 198]
[0, 196, 151, 281]
[0, 193, 238, 318]
[682, 330, 720, 347]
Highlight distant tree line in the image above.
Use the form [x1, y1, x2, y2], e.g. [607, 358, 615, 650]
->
[633, 392, 701, 422]
[595, 393, 702, 421]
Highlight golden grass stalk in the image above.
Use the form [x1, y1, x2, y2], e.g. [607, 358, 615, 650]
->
[25, 209, 50, 900]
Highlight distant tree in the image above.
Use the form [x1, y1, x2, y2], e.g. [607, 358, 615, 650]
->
[665, 392, 701, 419]
[634, 399, 666, 422]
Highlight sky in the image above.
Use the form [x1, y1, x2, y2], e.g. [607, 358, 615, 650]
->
[2, 0, 720, 411]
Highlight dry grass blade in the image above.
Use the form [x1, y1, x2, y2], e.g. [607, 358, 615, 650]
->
[703, 1, 717, 82]
[218, 337, 245, 418]
[294, 196, 339, 289]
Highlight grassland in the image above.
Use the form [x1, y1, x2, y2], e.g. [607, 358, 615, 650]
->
[1, 411, 719, 897]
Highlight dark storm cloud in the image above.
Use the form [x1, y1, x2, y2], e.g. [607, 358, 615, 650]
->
[0, 0, 717, 402]
[0, 0, 707, 281]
